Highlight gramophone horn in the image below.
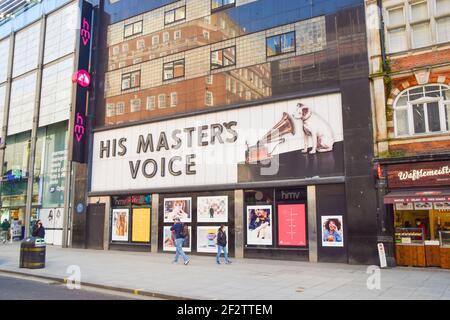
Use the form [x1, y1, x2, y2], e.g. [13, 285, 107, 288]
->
[259, 112, 295, 144]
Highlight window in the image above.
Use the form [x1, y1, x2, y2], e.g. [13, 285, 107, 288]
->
[394, 85, 450, 137]
[226, 76, 231, 91]
[112, 46, 120, 56]
[146, 96, 155, 110]
[211, 0, 236, 12]
[174, 30, 182, 40]
[266, 31, 296, 57]
[124, 21, 143, 38]
[211, 46, 236, 70]
[130, 99, 141, 112]
[121, 70, 141, 91]
[122, 44, 129, 53]
[136, 39, 145, 49]
[163, 32, 170, 43]
[164, 6, 186, 25]
[163, 59, 185, 81]
[152, 35, 159, 46]
[170, 92, 177, 107]
[106, 103, 116, 117]
[116, 102, 125, 115]
[205, 91, 214, 106]
[385, 0, 450, 53]
[158, 94, 166, 108]
[203, 30, 210, 39]
[206, 75, 213, 85]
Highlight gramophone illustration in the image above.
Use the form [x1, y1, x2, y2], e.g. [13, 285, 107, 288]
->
[245, 112, 295, 163]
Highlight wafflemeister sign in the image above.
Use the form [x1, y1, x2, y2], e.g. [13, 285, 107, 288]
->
[71, 0, 93, 163]
[387, 161, 450, 188]
[91, 94, 344, 192]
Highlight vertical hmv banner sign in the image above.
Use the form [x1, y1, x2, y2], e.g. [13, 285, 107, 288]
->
[72, 0, 93, 163]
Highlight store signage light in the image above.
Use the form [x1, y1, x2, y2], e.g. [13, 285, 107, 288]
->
[72, 70, 90, 87]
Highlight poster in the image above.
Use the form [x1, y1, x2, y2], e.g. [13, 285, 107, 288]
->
[247, 205, 272, 245]
[414, 202, 433, 210]
[163, 226, 191, 252]
[0, 209, 9, 223]
[112, 208, 129, 241]
[132, 208, 151, 242]
[197, 226, 228, 253]
[278, 204, 306, 246]
[395, 203, 413, 210]
[39, 208, 64, 229]
[434, 202, 450, 210]
[321, 215, 344, 247]
[163, 197, 192, 222]
[197, 196, 228, 223]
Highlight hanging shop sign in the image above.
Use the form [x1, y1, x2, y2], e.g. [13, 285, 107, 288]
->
[71, 0, 93, 163]
[92, 93, 344, 192]
[387, 161, 450, 188]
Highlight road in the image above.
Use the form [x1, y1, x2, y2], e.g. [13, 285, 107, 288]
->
[0, 273, 158, 300]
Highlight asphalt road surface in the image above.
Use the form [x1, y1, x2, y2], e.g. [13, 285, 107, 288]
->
[0, 273, 158, 300]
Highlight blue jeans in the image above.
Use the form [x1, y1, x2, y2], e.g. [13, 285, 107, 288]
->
[174, 238, 189, 263]
[216, 245, 229, 263]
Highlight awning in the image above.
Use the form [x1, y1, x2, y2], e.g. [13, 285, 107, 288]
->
[384, 189, 450, 204]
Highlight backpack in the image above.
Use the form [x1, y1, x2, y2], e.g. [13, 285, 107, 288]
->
[180, 223, 188, 238]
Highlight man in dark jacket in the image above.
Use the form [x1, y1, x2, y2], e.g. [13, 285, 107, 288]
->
[216, 225, 231, 264]
[32, 220, 45, 239]
[170, 217, 190, 265]
[1, 219, 10, 243]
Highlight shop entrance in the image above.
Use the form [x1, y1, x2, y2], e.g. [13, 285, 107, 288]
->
[86, 204, 105, 250]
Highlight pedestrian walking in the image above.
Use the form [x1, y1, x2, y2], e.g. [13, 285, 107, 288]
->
[1, 219, 10, 244]
[170, 217, 190, 265]
[216, 225, 231, 264]
[32, 220, 45, 239]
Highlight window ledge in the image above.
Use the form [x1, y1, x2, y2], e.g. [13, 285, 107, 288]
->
[392, 132, 450, 141]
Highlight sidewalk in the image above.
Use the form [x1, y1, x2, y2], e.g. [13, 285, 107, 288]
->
[1, 242, 450, 300]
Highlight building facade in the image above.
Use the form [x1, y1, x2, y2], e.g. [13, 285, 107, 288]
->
[367, 0, 450, 268]
[0, 0, 93, 245]
[77, 0, 380, 265]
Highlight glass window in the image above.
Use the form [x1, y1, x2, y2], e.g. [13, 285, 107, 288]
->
[130, 99, 141, 112]
[106, 103, 116, 117]
[163, 32, 170, 43]
[152, 35, 159, 46]
[158, 94, 166, 109]
[205, 91, 213, 106]
[0, 39, 10, 83]
[13, 22, 40, 77]
[121, 70, 140, 91]
[124, 20, 143, 38]
[170, 92, 177, 107]
[136, 39, 145, 49]
[410, 1, 429, 22]
[388, 28, 407, 52]
[387, 7, 405, 26]
[164, 6, 186, 25]
[174, 30, 181, 40]
[146, 96, 155, 110]
[211, 0, 236, 12]
[411, 22, 431, 48]
[163, 59, 184, 81]
[116, 102, 125, 115]
[437, 16, 450, 43]
[211, 46, 236, 70]
[394, 85, 450, 136]
[266, 31, 296, 57]
[436, 0, 450, 14]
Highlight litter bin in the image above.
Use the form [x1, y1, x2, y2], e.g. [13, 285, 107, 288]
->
[19, 237, 46, 269]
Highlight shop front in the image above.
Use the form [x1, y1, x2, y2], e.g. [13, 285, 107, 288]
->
[88, 93, 354, 262]
[383, 160, 450, 269]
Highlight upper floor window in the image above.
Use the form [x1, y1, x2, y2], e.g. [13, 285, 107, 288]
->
[121, 70, 141, 91]
[124, 20, 143, 38]
[385, 0, 450, 53]
[266, 31, 296, 57]
[146, 96, 156, 110]
[211, 0, 236, 12]
[130, 98, 141, 112]
[211, 46, 236, 70]
[163, 59, 185, 81]
[394, 85, 450, 137]
[164, 6, 186, 25]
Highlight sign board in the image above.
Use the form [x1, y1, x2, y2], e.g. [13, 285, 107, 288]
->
[387, 161, 450, 188]
[71, 0, 93, 163]
[377, 243, 387, 268]
[92, 93, 344, 192]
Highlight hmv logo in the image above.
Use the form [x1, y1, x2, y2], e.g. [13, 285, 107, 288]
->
[281, 191, 302, 200]
[81, 17, 90, 46]
[74, 113, 85, 143]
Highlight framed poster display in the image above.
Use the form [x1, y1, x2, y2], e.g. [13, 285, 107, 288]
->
[277, 204, 306, 246]
[112, 208, 129, 241]
[132, 208, 151, 242]
[197, 196, 228, 223]
[163, 226, 191, 252]
[321, 215, 344, 247]
[246, 205, 272, 245]
[163, 197, 192, 223]
[197, 226, 228, 253]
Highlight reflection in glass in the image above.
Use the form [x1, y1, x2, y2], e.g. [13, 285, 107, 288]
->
[413, 104, 426, 134]
[427, 102, 441, 132]
[266, 32, 295, 57]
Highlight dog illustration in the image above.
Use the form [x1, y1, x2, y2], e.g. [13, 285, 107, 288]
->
[292, 103, 335, 154]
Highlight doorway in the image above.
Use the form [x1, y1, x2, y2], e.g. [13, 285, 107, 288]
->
[86, 204, 105, 250]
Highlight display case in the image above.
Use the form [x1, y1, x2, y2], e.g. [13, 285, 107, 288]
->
[439, 231, 450, 248]
[395, 227, 425, 244]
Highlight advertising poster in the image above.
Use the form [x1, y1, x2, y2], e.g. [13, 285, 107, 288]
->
[112, 209, 129, 241]
[278, 204, 306, 246]
[247, 205, 272, 245]
[0, 209, 10, 223]
[395, 203, 414, 210]
[39, 208, 64, 230]
[163, 226, 191, 252]
[414, 202, 433, 210]
[197, 226, 228, 253]
[197, 196, 228, 223]
[321, 215, 344, 247]
[132, 208, 151, 243]
[164, 198, 192, 223]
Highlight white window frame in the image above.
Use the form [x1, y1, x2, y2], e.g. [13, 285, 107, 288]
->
[146, 96, 155, 110]
[170, 92, 177, 107]
[158, 94, 166, 109]
[116, 102, 125, 115]
[393, 84, 450, 137]
[130, 98, 141, 112]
